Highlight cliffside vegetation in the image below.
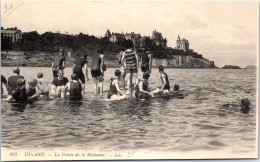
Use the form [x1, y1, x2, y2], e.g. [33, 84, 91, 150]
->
[2, 31, 205, 60]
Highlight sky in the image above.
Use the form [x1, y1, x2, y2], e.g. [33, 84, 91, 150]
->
[1, 1, 258, 68]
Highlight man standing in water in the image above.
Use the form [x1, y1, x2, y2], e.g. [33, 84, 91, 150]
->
[91, 50, 104, 95]
[140, 50, 153, 75]
[52, 49, 66, 78]
[7, 67, 24, 95]
[118, 51, 126, 91]
[121, 44, 139, 95]
[72, 54, 89, 92]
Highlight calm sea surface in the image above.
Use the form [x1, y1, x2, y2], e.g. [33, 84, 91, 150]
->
[1, 67, 257, 154]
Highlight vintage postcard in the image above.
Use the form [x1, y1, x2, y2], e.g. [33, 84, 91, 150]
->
[1, 0, 258, 161]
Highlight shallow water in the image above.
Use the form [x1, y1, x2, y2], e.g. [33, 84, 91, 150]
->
[1, 67, 257, 154]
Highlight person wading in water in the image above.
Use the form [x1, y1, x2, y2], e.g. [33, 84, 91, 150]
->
[107, 69, 126, 100]
[135, 72, 153, 99]
[121, 44, 139, 96]
[72, 54, 89, 93]
[118, 51, 126, 91]
[65, 73, 83, 101]
[51, 69, 69, 99]
[91, 50, 105, 95]
[140, 50, 153, 88]
[7, 67, 24, 95]
[52, 49, 66, 78]
[152, 65, 171, 94]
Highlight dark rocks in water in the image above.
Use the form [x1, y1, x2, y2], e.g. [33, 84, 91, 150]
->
[221, 65, 241, 69]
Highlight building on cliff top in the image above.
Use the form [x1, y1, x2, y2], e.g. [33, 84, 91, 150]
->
[109, 32, 125, 43]
[125, 32, 141, 42]
[105, 29, 111, 37]
[151, 30, 167, 49]
[1, 27, 22, 43]
[176, 34, 189, 52]
[105, 29, 167, 49]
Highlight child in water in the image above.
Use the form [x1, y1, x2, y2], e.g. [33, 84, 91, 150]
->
[27, 79, 39, 102]
[37, 72, 49, 99]
[135, 72, 153, 99]
[152, 65, 171, 94]
[7, 78, 28, 106]
[65, 73, 83, 101]
[107, 69, 126, 100]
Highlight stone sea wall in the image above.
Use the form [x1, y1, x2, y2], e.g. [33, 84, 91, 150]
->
[152, 55, 215, 68]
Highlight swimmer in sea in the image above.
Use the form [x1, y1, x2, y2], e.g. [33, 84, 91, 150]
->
[118, 51, 126, 91]
[121, 44, 139, 95]
[1, 75, 9, 96]
[7, 67, 24, 95]
[27, 79, 39, 103]
[221, 98, 251, 114]
[107, 69, 126, 100]
[7, 78, 28, 106]
[91, 49, 105, 95]
[72, 54, 89, 93]
[37, 72, 49, 99]
[64, 73, 83, 101]
[152, 65, 170, 94]
[240, 98, 251, 113]
[140, 50, 153, 75]
[135, 72, 153, 100]
[51, 69, 69, 99]
[52, 49, 66, 78]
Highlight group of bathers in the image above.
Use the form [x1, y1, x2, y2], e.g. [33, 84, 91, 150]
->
[1, 48, 176, 106]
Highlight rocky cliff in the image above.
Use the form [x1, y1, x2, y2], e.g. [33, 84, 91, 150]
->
[1, 50, 217, 68]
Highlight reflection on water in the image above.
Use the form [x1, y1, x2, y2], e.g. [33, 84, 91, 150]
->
[1, 67, 256, 154]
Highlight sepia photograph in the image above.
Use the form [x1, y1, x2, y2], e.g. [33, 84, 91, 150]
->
[1, 0, 258, 161]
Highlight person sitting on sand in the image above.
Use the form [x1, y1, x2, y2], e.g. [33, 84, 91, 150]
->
[7, 79, 28, 106]
[65, 73, 83, 101]
[135, 72, 153, 99]
[107, 69, 126, 100]
[51, 69, 69, 99]
[152, 65, 170, 94]
[27, 79, 39, 103]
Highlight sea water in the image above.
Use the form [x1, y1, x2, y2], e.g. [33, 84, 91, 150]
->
[1, 67, 257, 154]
